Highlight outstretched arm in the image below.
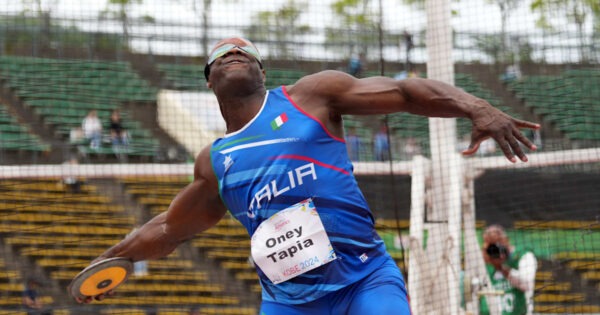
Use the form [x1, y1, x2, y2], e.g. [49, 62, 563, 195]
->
[74, 145, 227, 302]
[288, 70, 540, 162]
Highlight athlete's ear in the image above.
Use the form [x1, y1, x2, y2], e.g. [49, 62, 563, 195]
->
[261, 69, 266, 84]
[206, 81, 212, 89]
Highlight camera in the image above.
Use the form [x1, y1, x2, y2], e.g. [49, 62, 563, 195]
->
[486, 243, 508, 258]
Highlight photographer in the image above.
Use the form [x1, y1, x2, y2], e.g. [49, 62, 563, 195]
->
[481, 225, 537, 315]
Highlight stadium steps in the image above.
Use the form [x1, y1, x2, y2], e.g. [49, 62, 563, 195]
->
[510, 225, 600, 307]
[0, 55, 166, 162]
[117, 176, 262, 307]
[534, 255, 600, 312]
[514, 220, 600, 230]
[0, 179, 131, 309]
[505, 69, 600, 143]
[0, 101, 50, 160]
[156, 63, 307, 92]
[157, 63, 208, 91]
[111, 177, 261, 310]
[156, 307, 257, 315]
[470, 68, 562, 142]
[0, 257, 55, 312]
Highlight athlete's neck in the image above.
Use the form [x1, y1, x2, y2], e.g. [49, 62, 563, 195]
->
[218, 89, 267, 133]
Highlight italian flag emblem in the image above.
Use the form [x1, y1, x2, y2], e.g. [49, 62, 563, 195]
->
[270, 113, 288, 130]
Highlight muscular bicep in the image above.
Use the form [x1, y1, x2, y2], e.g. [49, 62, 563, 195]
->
[163, 180, 226, 241]
[290, 70, 477, 121]
[163, 146, 227, 242]
[290, 71, 412, 117]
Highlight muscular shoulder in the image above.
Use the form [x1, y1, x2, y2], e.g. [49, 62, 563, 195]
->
[286, 70, 356, 100]
[194, 145, 216, 184]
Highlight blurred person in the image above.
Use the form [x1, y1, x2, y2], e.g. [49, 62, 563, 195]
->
[61, 156, 84, 193]
[69, 126, 84, 144]
[23, 278, 52, 315]
[501, 64, 522, 82]
[374, 123, 390, 161]
[109, 109, 129, 148]
[403, 137, 421, 159]
[403, 30, 414, 71]
[82, 109, 102, 149]
[479, 138, 498, 156]
[188, 306, 201, 315]
[71, 37, 539, 314]
[347, 52, 365, 78]
[344, 126, 361, 161]
[480, 224, 537, 315]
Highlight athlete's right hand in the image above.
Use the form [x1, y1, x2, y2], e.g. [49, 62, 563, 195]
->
[72, 290, 115, 304]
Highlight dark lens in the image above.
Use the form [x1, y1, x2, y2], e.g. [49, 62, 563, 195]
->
[486, 243, 505, 258]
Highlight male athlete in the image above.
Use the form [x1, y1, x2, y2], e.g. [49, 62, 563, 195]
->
[72, 37, 540, 314]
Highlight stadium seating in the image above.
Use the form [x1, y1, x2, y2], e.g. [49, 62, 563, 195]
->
[505, 227, 600, 313]
[118, 176, 263, 299]
[0, 178, 257, 313]
[0, 56, 160, 159]
[0, 258, 55, 313]
[157, 63, 208, 91]
[346, 72, 523, 159]
[116, 176, 262, 310]
[157, 63, 307, 91]
[507, 69, 600, 142]
[343, 116, 374, 161]
[0, 102, 50, 153]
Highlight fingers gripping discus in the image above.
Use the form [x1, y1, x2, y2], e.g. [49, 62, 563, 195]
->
[69, 257, 133, 299]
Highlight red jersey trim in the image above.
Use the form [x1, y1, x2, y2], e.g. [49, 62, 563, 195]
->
[281, 86, 346, 143]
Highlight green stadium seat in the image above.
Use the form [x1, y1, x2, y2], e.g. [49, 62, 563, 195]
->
[0, 55, 161, 159]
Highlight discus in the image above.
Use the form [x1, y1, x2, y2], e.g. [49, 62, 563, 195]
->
[68, 257, 133, 299]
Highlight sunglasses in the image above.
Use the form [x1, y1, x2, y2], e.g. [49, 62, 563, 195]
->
[204, 44, 262, 80]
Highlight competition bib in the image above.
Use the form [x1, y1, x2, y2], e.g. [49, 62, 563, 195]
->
[250, 198, 337, 284]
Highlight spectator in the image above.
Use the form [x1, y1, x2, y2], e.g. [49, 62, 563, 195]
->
[394, 70, 419, 81]
[403, 137, 421, 159]
[69, 127, 84, 144]
[109, 109, 129, 149]
[479, 138, 497, 156]
[133, 260, 148, 277]
[394, 71, 409, 80]
[480, 224, 537, 315]
[374, 123, 390, 161]
[528, 129, 542, 150]
[345, 127, 361, 161]
[22, 278, 52, 315]
[127, 227, 148, 276]
[82, 110, 102, 149]
[61, 156, 84, 193]
[403, 30, 414, 71]
[501, 64, 522, 82]
[347, 52, 366, 78]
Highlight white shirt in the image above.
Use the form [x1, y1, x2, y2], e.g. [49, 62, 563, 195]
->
[508, 252, 537, 315]
[82, 116, 102, 137]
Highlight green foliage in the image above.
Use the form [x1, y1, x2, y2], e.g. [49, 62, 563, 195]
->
[243, 0, 311, 59]
[531, 0, 598, 61]
[108, 0, 142, 5]
[0, 15, 122, 55]
[531, 0, 598, 30]
[326, 0, 380, 56]
[471, 33, 503, 63]
[102, 0, 151, 51]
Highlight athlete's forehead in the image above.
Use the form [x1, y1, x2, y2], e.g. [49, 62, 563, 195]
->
[210, 37, 257, 54]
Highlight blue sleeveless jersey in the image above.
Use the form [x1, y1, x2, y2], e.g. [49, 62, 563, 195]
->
[210, 87, 390, 304]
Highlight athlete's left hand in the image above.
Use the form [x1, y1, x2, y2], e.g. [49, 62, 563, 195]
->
[462, 105, 540, 162]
